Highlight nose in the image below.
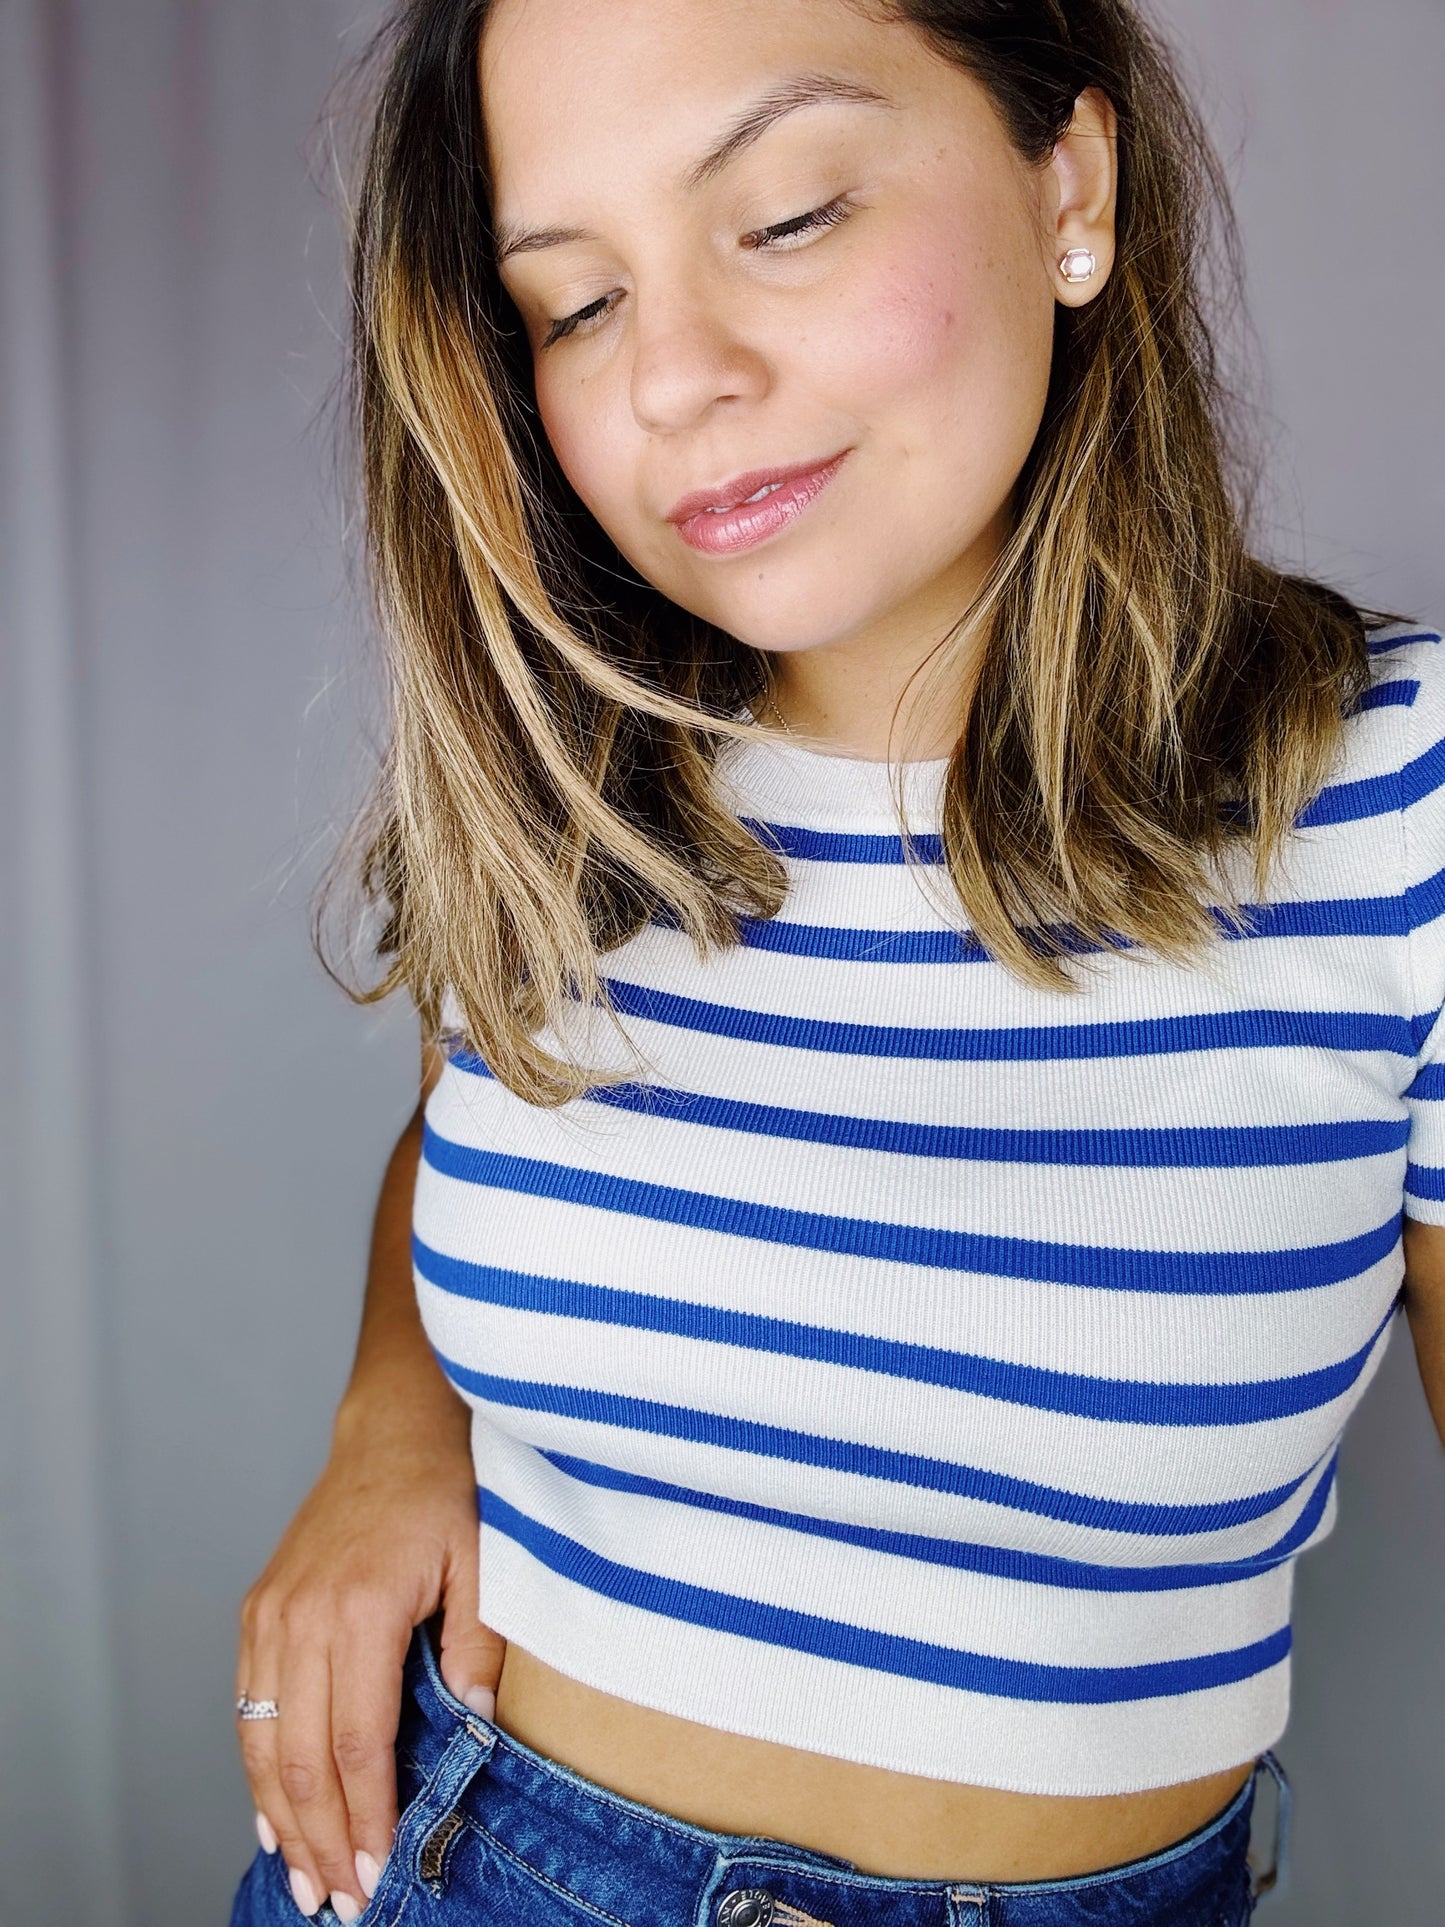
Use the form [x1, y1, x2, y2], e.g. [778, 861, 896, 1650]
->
[628, 276, 771, 431]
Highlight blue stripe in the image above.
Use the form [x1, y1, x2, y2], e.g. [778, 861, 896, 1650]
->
[1411, 1000, 1445, 1053]
[1407, 1063, 1445, 1100]
[720, 643, 1441, 860]
[446, 1051, 1406, 1170]
[421, 1126, 1400, 1296]
[436, 1350, 1331, 1535]
[707, 878, 1445, 950]
[1407, 863, 1445, 934]
[1351, 678, 1419, 713]
[479, 1490, 1292, 1704]
[1367, 630, 1440, 654]
[415, 1235, 1399, 1426]
[749, 797, 1435, 856]
[1293, 770, 1399, 830]
[1296, 738, 1445, 830]
[722, 881, 1445, 958]
[595, 980, 1418, 1061]
[680, 908, 1101, 962]
[664, 866, 1445, 955]
[1405, 1162, 1445, 1202]
[1213, 891, 1406, 940]
[529, 1447, 1339, 1593]
[734, 909, 985, 959]
[737, 817, 943, 870]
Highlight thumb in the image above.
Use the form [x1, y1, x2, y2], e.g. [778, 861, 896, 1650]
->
[437, 1541, 507, 1720]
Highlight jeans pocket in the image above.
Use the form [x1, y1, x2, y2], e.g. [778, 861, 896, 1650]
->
[234, 1841, 338, 1927]
[340, 1750, 434, 1926]
[363, 1705, 498, 1921]
[228, 1748, 433, 1927]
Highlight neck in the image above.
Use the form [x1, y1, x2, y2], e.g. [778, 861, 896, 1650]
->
[759, 508, 1008, 758]
[765, 636, 984, 761]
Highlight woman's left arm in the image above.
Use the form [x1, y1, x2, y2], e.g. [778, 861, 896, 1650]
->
[1401, 1216, 1445, 1447]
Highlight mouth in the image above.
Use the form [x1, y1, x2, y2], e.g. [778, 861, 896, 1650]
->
[668, 449, 852, 557]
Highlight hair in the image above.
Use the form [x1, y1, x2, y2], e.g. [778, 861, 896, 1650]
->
[316, 0, 1407, 1106]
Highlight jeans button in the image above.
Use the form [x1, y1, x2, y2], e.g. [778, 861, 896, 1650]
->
[719, 1890, 775, 1927]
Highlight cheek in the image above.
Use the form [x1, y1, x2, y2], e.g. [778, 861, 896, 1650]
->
[820, 227, 1053, 447]
[533, 375, 622, 522]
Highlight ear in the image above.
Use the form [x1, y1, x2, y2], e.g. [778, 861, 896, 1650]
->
[1043, 86, 1119, 308]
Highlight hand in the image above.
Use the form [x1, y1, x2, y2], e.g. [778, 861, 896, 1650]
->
[234, 1423, 506, 1920]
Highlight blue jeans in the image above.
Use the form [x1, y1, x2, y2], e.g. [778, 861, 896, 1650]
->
[230, 1616, 1291, 1927]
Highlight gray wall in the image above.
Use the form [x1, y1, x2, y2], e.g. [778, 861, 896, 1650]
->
[2, 2, 1440, 1923]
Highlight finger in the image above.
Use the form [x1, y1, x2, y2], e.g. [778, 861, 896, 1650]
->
[437, 1535, 507, 1717]
[239, 1714, 321, 1917]
[236, 1599, 306, 1882]
[274, 1628, 366, 1916]
[328, 1603, 409, 1883]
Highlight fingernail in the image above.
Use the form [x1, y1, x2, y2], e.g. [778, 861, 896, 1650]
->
[355, 1850, 381, 1899]
[288, 1866, 321, 1917]
[255, 1810, 278, 1854]
[462, 1685, 495, 1720]
[330, 1894, 362, 1923]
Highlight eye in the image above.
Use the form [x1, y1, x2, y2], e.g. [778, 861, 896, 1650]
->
[541, 291, 617, 350]
[538, 196, 855, 350]
[744, 194, 854, 253]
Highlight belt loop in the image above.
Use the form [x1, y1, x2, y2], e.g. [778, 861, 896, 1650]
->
[397, 1714, 497, 1900]
[948, 1884, 988, 1927]
[1248, 1751, 1292, 1902]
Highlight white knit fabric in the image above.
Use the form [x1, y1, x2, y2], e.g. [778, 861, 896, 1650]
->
[413, 619, 1445, 1795]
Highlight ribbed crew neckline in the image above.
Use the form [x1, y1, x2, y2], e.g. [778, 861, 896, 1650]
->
[714, 716, 950, 832]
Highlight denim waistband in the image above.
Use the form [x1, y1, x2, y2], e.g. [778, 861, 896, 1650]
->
[392, 1616, 1286, 1927]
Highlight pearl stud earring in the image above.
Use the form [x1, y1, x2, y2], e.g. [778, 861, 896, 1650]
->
[1058, 247, 1097, 283]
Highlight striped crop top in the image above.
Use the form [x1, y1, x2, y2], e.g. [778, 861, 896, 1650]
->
[413, 619, 1445, 1796]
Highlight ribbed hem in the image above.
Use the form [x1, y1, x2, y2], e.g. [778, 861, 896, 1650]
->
[477, 1520, 1291, 1798]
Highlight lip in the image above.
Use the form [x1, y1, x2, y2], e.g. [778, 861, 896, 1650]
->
[668, 448, 851, 557]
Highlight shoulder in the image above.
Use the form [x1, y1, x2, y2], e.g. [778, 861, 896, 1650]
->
[1358, 618, 1445, 1003]
[1269, 617, 1445, 936]
[1362, 617, 1445, 833]
[1311, 617, 1445, 819]
[1356, 617, 1445, 756]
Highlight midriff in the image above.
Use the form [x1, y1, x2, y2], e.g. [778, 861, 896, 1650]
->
[492, 1641, 1256, 1883]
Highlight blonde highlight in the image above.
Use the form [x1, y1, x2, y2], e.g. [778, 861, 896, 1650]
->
[314, 0, 1406, 1105]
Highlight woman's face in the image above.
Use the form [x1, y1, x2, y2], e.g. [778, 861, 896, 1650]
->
[481, 0, 1113, 691]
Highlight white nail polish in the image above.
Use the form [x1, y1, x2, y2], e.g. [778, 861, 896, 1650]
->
[462, 1685, 495, 1719]
[288, 1866, 321, 1916]
[255, 1810, 279, 1854]
[330, 1892, 362, 1923]
[355, 1850, 381, 1899]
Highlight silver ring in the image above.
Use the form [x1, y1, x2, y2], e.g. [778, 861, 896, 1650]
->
[236, 1693, 281, 1720]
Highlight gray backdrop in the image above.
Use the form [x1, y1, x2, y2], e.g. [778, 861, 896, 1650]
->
[2, 2, 1441, 1923]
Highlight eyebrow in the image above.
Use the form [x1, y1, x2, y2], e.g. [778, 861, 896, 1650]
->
[492, 71, 895, 266]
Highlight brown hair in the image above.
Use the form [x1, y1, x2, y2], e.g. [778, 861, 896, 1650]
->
[317, 0, 1406, 1104]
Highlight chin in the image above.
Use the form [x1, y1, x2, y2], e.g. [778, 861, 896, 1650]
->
[702, 572, 905, 658]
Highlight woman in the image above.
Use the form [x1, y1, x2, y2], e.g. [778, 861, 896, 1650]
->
[229, 0, 1445, 1921]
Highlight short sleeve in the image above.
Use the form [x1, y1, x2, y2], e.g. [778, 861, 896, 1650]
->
[1399, 625, 1445, 1221]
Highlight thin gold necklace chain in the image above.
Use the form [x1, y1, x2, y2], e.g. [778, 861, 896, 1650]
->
[763, 689, 795, 736]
